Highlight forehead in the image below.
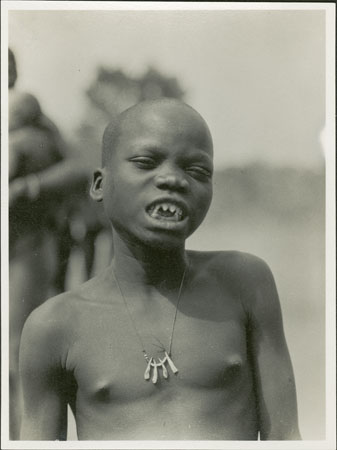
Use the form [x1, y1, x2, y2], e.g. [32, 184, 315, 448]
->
[116, 103, 213, 157]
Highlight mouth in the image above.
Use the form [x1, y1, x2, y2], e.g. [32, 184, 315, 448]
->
[146, 200, 186, 223]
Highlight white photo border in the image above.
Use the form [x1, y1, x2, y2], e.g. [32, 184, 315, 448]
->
[1, 2, 335, 449]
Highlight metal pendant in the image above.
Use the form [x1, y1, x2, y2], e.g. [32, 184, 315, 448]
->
[144, 351, 178, 384]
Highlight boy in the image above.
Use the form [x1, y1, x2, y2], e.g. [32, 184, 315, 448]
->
[19, 99, 301, 440]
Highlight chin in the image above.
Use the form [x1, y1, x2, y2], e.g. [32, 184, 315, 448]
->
[143, 233, 186, 251]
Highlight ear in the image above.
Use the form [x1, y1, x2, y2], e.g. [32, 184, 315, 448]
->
[90, 168, 105, 202]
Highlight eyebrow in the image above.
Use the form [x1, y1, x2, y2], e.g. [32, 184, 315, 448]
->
[131, 145, 165, 154]
[179, 150, 214, 166]
[130, 143, 213, 160]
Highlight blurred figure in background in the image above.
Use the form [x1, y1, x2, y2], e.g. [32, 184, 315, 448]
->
[8, 48, 89, 439]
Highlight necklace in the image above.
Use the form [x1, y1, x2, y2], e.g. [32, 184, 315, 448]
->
[111, 263, 188, 384]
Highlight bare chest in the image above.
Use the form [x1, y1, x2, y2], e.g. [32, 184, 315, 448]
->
[66, 292, 249, 405]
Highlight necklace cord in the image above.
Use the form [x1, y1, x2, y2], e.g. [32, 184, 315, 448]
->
[168, 265, 187, 356]
[111, 263, 188, 361]
[112, 269, 148, 356]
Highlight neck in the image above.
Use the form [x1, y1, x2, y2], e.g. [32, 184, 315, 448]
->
[111, 230, 188, 290]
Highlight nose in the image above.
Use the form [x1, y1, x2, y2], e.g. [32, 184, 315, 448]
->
[154, 170, 189, 192]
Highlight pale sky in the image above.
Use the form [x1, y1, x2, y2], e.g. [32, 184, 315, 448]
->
[8, 7, 326, 169]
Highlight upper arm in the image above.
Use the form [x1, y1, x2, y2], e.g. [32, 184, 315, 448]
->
[19, 304, 70, 440]
[241, 255, 301, 440]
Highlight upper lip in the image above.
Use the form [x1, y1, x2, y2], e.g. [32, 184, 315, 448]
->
[146, 197, 189, 217]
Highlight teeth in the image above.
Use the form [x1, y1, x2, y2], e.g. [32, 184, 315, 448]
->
[149, 202, 184, 221]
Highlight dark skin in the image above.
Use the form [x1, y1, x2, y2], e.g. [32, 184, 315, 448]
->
[19, 99, 301, 440]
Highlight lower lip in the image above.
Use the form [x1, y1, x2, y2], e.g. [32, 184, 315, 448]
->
[145, 211, 188, 232]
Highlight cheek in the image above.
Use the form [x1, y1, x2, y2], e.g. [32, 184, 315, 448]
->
[188, 186, 212, 234]
[195, 185, 213, 216]
[102, 177, 138, 224]
[102, 177, 117, 217]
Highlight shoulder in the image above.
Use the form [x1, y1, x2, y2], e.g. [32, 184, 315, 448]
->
[21, 291, 78, 353]
[9, 90, 42, 117]
[20, 288, 91, 369]
[187, 249, 271, 280]
[19, 292, 85, 398]
[20, 273, 113, 371]
[217, 252, 280, 320]
[188, 250, 276, 311]
[9, 91, 42, 134]
[23, 272, 108, 332]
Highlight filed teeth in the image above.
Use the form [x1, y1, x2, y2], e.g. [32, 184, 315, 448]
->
[149, 202, 184, 220]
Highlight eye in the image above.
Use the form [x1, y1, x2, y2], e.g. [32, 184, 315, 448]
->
[186, 166, 212, 181]
[130, 157, 157, 169]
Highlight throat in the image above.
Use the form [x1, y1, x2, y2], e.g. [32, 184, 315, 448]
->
[111, 234, 189, 289]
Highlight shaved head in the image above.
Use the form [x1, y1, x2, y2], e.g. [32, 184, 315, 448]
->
[101, 98, 213, 167]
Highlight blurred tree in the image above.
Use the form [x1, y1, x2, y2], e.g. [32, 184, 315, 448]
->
[139, 67, 185, 101]
[76, 65, 185, 168]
